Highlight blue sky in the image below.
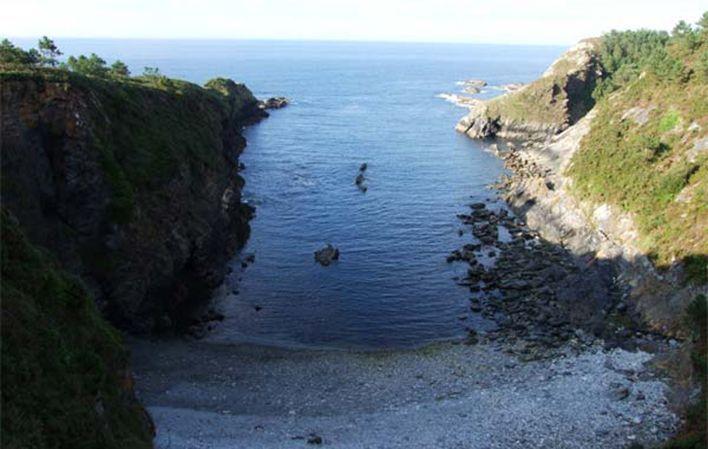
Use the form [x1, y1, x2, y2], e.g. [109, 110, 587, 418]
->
[3, 0, 705, 45]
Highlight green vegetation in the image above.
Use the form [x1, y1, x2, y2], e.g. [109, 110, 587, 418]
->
[0, 38, 257, 226]
[0, 39, 41, 65]
[568, 13, 707, 276]
[37, 36, 62, 66]
[1, 39, 260, 447]
[483, 38, 601, 129]
[1, 36, 130, 79]
[485, 73, 571, 126]
[1, 209, 153, 449]
[592, 13, 707, 99]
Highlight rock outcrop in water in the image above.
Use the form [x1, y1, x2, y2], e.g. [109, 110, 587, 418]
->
[314, 244, 340, 266]
[259, 96, 289, 109]
[355, 162, 368, 192]
[449, 200, 626, 360]
[1, 71, 266, 333]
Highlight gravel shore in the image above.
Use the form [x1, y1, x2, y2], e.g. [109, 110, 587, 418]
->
[131, 339, 678, 448]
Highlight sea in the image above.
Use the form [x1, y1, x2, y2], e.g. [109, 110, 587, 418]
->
[17, 38, 564, 349]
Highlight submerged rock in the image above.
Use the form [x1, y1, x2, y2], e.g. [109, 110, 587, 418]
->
[355, 172, 367, 192]
[314, 244, 340, 266]
[307, 434, 323, 445]
[459, 79, 487, 89]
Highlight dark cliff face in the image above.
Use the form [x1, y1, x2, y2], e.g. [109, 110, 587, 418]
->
[1, 71, 266, 332]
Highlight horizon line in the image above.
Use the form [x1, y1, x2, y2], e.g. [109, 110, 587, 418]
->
[7, 35, 575, 48]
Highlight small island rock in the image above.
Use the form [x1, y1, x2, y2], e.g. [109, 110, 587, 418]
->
[314, 244, 340, 266]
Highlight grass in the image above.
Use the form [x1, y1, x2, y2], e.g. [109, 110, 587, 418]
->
[566, 70, 707, 275]
[483, 39, 600, 129]
[1, 209, 153, 449]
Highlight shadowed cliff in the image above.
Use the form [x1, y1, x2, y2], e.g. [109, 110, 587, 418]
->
[1, 68, 266, 332]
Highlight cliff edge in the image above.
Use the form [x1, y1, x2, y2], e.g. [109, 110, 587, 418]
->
[456, 39, 602, 141]
[1, 70, 266, 332]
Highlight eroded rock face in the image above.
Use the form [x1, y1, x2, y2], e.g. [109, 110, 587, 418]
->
[456, 39, 602, 141]
[0, 74, 266, 332]
[492, 113, 702, 337]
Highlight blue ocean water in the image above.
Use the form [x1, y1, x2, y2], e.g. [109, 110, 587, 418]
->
[22, 39, 563, 349]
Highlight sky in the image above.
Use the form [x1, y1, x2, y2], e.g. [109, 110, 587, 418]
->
[2, 0, 705, 45]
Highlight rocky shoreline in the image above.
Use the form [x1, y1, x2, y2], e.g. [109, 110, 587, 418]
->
[447, 35, 707, 443]
[446, 188, 682, 365]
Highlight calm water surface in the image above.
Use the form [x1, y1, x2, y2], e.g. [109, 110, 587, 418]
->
[32, 39, 563, 349]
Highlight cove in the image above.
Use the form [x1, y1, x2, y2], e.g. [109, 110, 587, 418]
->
[43, 39, 563, 349]
[194, 41, 564, 349]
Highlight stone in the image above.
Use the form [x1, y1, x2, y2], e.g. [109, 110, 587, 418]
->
[314, 244, 340, 266]
[611, 386, 631, 401]
[260, 96, 289, 109]
[355, 173, 367, 192]
[307, 434, 323, 445]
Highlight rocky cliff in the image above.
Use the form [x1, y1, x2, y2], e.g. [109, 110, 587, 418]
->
[456, 37, 706, 335]
[455, 39, 602, 141]
[1, 70, 266, 332]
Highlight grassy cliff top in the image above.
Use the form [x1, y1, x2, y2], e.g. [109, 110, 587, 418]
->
[567, 15, 708, 279]
[484, 38, 601, 128]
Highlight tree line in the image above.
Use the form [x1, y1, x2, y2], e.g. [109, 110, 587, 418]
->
[593, 12, 708, 98]
[0, 36, 162, 79]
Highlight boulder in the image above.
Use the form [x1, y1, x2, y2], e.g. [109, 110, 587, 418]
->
[314, 244, 340, 266]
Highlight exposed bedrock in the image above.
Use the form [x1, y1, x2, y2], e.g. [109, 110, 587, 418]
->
[1, 73, 266, 332]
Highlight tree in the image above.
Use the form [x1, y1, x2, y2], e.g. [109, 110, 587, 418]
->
[672, 20, 693, 38]
[37, 36, 61, 67]
[109, 60, 130, 77]
[142, 66, 161, 77]
[699, 11, 708, 31]
[0, 39, 39, 66]
[66, 53, 108, 76]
